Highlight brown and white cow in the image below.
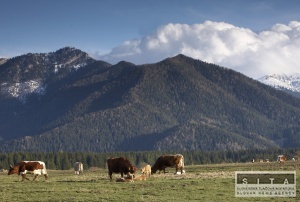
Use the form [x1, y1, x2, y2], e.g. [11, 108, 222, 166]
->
[277, 155, 287, 163]
[74, 162, 83, 175]
[151, 154, 185, 175]
[107, 157, 136, 181]
[8, 161, 48, 181]
[141, 164, 151, 178]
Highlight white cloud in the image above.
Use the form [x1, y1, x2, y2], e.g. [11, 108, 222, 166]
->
[97, 21, 300, 79]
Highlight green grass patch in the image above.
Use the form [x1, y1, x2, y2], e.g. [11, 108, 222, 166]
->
[1, 161, 300, 201]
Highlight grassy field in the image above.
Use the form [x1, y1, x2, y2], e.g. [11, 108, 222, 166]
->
[1, 161, 300, 201]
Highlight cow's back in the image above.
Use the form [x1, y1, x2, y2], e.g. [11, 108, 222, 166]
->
[107, 157, 128, 172]
[23, 161, 47, 175]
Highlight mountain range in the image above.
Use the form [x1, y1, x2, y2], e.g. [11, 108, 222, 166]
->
[1, 47, 300, 152]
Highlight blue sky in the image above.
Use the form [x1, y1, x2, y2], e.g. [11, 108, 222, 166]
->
[1, 0, 300, 78]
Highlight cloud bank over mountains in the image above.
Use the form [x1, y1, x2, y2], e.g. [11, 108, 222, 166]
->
[98, 21, 300, 79]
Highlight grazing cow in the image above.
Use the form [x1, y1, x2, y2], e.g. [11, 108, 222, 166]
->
[151, 154, 185, 175]
[277, 155, 287, 163]
[8, 161, 48, 181]
[141, 164, 151, 178]
[107, 157, 136, 181]
[74, 162, 83, 175]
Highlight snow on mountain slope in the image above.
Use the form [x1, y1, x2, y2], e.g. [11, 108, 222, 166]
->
[258, 73, 300, 92]
[1, 79, 46, 103]
[0, 47, 95, 102]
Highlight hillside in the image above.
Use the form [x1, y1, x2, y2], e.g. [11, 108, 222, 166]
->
[1, 48, 300, 152]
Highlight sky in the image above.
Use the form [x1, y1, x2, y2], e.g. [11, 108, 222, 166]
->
[1, 0, 300, 79]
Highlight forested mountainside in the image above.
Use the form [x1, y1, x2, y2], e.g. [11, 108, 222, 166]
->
[1, 47, 300, 152]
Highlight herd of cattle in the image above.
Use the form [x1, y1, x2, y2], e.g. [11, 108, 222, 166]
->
[7, 154, 185, 182]
[7, 154, 291, 182]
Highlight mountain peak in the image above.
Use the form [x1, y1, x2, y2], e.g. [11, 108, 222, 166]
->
[55, 46, 84, 54]
[0, 47, 97, 102]
[0, 58, 8, 65]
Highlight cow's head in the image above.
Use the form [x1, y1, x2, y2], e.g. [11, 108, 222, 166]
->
[151, 166, 157, 175]
[8, 164, 18, 175]
[129, 166, 136, 178]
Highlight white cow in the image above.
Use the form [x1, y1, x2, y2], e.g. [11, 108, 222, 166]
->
[74, 162, 83, 175]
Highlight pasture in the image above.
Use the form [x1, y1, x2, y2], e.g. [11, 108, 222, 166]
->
[1, 161, 300, 201]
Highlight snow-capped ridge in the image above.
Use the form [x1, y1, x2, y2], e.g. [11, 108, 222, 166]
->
[258, 73, 300, 92]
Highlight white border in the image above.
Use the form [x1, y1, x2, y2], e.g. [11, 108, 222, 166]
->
[235, 171, 296, 197]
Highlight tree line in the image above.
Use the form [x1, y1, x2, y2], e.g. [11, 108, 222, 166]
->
[0, 148, 298, 170]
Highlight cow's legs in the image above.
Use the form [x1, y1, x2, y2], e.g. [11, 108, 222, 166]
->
[21, 174, 30, 181]
[44, 174, 48, 181]
[33, 174, 39, 180]
[174, 165, 179, 174]
[109, 171, 113, 181]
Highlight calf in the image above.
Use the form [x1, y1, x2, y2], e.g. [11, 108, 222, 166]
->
[151, 154, 185, 174]
[107, 157, 136, 181]
[141, 164, 151, 178]
[134, 175, 147, 181]
[8, 161, 48, 181]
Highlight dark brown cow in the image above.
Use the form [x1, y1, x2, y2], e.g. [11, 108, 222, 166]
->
[8, 161, 48, 181]
[107, 157, 136, 181]
[151, 154, 185, 174]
